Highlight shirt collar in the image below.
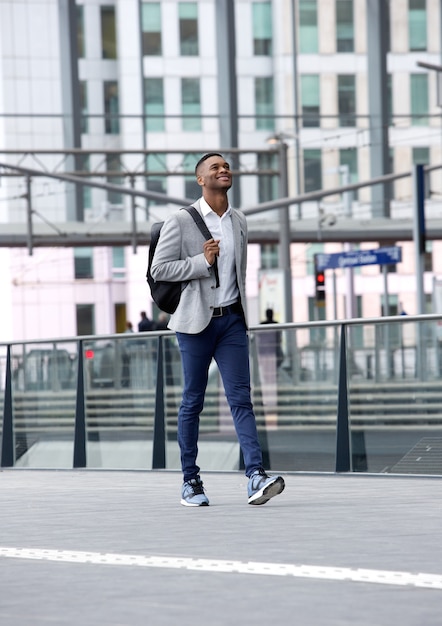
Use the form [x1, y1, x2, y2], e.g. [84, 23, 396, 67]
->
[199, 196, 231, 218]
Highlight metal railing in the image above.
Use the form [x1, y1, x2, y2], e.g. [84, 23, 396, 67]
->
[2, 313, 442, 474]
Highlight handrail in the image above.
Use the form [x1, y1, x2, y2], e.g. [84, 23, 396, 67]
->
[2, 313, 442, 472]
[1, 312, 441, 348]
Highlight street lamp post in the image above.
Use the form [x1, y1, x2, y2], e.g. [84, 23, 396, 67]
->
[277, 141, 293, 324]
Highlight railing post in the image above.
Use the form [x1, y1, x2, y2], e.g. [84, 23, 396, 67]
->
[336, 324, 351, 472]
[1, 345, 15, 467]
[73, 339, 87, 468]
[152, 336, 166, 469]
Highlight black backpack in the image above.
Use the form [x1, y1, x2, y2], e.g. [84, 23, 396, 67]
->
[147, 206, 219, 314]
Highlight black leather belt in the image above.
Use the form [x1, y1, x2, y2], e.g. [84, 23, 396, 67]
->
[212, 301, 242, 317]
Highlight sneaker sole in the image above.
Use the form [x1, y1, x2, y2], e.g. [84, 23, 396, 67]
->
[248, 476, 285, 505]
[180, 498, 209, 507]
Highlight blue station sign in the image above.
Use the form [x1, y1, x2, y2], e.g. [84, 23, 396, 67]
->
[315, 246, 402, 272]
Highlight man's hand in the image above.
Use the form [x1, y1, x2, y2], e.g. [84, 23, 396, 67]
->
[203, 238, 220, 266]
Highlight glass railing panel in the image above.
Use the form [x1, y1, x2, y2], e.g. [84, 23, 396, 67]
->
[84, 334, 158, 469]
[348, 318, 442, 474]
[250, 325, 338, 472]
[10, 340, 78, 468]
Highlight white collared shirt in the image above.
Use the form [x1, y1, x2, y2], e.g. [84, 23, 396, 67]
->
[200, 196, 239, 307]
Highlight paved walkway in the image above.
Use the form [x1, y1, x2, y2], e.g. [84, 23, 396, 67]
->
[1, 469, 442, 625]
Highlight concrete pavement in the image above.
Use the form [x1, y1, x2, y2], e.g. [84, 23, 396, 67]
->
[0, 469, 441, 625]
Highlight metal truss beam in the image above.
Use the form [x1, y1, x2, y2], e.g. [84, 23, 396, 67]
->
[0, 160, 441, 250]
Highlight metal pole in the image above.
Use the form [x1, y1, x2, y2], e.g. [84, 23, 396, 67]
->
[413, 164, 426, 315]
[290, 0, 302, 219]
[366, 0, 390, 218]
[336, 324, 351, 472]
[26, 175, 33, 256]
[1, 345, 14, 467]
[382, 265, 392, 378]
[341, 166, 356, 320]
[73, 339, 87, 468]
[413, 164, 426, 380]
[278, 142, 293, 323]
[216, 0, 240, 207]
[152, 336, 166, 469]
[129, 175, 138, 254]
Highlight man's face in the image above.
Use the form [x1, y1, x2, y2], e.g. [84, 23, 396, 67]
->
[196, 155, 232, 191]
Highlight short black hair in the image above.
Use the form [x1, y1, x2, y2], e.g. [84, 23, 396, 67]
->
[195, 152, 224, 175]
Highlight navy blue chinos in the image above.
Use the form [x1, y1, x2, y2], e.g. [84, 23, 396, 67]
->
[176, 311, 263, 482]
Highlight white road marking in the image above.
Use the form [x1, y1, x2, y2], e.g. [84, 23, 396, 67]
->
[0, 547, 441, 590]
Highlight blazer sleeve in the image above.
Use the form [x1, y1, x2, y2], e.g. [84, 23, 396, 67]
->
[150, 212, 212, 283]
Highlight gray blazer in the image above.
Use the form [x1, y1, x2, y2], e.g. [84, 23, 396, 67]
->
[150, 199, 248, 334]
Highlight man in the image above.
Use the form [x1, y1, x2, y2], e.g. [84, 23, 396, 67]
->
[150, 152, 285, 507]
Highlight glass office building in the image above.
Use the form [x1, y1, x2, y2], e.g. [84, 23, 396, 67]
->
[0, 0, 442, 340]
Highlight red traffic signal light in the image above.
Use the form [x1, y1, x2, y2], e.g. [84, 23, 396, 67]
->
[315, 271, 326, 304]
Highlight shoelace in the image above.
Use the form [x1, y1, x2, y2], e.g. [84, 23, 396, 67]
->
[254, 468, 268, 479]
[189, 480, 205, 495]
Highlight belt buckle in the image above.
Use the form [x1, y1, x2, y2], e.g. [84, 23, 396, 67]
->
[212, 306, 223, 318]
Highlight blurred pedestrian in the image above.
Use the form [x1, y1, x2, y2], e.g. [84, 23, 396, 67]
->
[138, 311, 155, 332]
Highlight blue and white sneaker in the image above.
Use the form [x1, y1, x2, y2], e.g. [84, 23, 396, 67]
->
[181, 476, 209, 507]
[247, 469, 285, 505]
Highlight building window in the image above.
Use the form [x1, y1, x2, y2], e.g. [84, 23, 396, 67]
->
[77, 6, 85, 58]
[255, 77, 274, 131]
[179, 3, 198, 56]
[301, 75, 320, 127]
[146, 153, 167, 206]
[410, 74, 428, 126]
[76, 304, 95, 336]
[260, 244, 279, 269]
[101, 6, 117, 59]
[181, 78, 201, 131]
[252, 2, 272, 55]
[112, 247, 125, 279]
[74, 248, 93, 279]
[79, 81, 88, 134]
[106, 154, 123, 205]
[182, 153, 200, 199]
[303, 149, 322, 192]
[338, 74, 356, 127]
[299, 0, 318, 53]
[257, 152, 278, 202]
[336, 0, 354, 52]
[409, 0, 427, 51]
[141, 2, 162, 55]
[104, 81, 119, 134]
[339, 148, 358, 201]
[144, 78, 165, 132]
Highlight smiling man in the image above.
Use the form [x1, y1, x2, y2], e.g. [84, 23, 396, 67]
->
[150, 153, 285, 507]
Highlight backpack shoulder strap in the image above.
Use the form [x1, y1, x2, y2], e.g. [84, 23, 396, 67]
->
[182, 206, 212, 240]
[181, 206, 219, 289]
